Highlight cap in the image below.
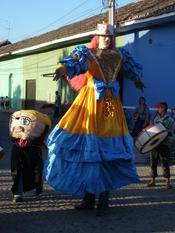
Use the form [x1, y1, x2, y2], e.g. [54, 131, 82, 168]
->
[155, 102, 168, 110]
[95, 23, 113, 36]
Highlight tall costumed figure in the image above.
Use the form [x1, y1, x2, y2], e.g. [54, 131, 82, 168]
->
[44, 23, 145, 216]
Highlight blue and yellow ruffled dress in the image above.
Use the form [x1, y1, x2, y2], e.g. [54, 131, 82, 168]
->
[44, 46, 142, 196]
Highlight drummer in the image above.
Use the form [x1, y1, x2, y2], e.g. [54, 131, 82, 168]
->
[147, 102, 174, 189]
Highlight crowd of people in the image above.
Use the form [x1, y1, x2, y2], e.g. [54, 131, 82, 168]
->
[0, 23, 174, 217]
[0, 96, 10, 110]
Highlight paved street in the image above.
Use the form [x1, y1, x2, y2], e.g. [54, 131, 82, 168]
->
[0, 111, 175, 233]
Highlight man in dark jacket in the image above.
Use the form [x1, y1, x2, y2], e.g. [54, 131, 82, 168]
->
[53, 91, 61, 118]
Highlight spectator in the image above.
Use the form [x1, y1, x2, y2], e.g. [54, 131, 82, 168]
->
[0, 97, 4, 109]
[4, 96, 10, 110]
[53, 91, 61, 119]
[131, 96, 150, 138]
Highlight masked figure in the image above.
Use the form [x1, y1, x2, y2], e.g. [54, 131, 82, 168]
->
[10, 110, 51, 203]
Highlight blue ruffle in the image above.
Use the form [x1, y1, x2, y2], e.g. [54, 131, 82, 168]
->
[119, 48, 143, 81]
[44, 125, 139, 196]
[60, 45, 91, 79]
[44, 157, 139, 196]
[46, 125, 135, 162]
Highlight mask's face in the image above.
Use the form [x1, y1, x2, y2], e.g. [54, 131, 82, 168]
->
[98, 35, 111, 49]
[10, 111, 45, 141]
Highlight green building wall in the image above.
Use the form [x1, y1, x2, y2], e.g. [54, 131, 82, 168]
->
[0, 57, 23, 109]
[116, 35, 124, 47]
[23, 42, 88, 108]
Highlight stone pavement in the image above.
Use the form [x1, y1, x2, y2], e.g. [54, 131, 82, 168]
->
[0, 110, 175, 233]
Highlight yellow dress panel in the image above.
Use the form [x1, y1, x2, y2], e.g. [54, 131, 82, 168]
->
[59, 49, 129, 137]
[59, 78, 129, 137]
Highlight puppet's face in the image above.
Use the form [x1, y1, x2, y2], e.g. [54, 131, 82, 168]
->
[98, 35, 111, 49]
[10, 111, 46, 141]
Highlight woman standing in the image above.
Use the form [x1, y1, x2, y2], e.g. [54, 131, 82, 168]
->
[131, 96, 150, 138]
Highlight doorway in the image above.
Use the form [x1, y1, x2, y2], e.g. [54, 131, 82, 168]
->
[25, 80, 36, 109]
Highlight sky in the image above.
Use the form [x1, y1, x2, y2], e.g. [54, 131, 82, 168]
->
[0, 0, 135, 43]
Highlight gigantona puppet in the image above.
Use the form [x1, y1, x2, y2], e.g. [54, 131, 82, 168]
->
[44, 23, 144, 216]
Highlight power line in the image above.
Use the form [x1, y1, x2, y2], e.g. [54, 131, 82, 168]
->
[0, 18, 12, 42]
[0, 1, 102, 56]
[27, 0, 89, 38]
[0, 1, 106, 72]
[0, 4, 103, 68]
[11, 0, 90, 43]
[0, 18, 9, 24]
[58, 5, 102, 27]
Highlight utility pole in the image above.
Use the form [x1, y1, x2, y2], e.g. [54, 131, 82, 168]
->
[108, 0, 115, 47]
[108, 0, 115, 26]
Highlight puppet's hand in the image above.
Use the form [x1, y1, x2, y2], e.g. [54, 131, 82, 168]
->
[134, 78, 146, 92]
[53, 67, 65, 81]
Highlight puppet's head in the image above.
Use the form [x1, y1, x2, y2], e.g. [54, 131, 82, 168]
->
[89, 23, 114, 50]
[95, 23, 113, 36]
[9, 110, 51, 147]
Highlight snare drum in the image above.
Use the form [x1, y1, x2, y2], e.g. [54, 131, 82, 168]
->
[134, 123, 168, 154]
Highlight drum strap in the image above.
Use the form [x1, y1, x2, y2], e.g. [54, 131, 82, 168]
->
[153, 113, 169, 126]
